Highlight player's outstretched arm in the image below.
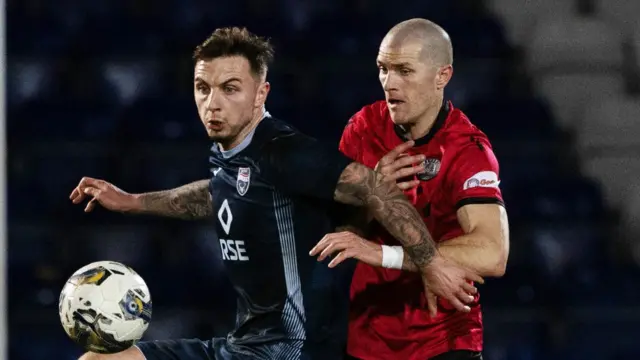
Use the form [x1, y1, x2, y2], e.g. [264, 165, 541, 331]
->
[70, 177, 212, 220]
[135, 180, 212, 219]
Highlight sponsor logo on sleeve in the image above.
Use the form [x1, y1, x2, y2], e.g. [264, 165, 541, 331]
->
[463, 171, 500, 190]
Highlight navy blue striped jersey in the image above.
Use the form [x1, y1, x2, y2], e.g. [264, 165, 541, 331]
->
[208, 115, 356, 359]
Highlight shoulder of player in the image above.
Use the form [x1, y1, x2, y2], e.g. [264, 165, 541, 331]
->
[256, 117, 318, 158]
[230, 116, 299, 169]
[347, 100, 388, 130]
[253, 116, 300, 146]
[439, 107, 494, 151]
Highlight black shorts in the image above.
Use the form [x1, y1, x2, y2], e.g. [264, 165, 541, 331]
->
[135, 338, 227, 360]
[346, 350, 482, 360]
[430, 351, 482, 360]
[135, 337, 319, 360]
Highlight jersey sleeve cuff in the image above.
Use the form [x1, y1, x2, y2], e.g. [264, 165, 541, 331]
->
[455, 197, 505, 210]
[320, 154, 353, 201]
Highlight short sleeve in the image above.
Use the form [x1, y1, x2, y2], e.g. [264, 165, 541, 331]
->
[447, 139, 504, 209]
[261, 133, 353, 200]
[339, 115, 364, 162]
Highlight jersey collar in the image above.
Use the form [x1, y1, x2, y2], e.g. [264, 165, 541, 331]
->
[393, 100, 450, 147]
[212, 110, 272, 158]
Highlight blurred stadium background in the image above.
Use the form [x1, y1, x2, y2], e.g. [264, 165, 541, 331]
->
[7, 0, 640, 359]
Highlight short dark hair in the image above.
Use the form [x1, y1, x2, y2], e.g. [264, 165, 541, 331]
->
[193, 27, 275, 78]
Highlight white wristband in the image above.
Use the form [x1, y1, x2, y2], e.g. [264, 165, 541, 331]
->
[381, 245, 404, 269]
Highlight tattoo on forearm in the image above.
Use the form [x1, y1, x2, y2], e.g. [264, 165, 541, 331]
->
[139, 180, 212, 220]
[334, 162, 436, 266]
[404, 242, 436, 268]
[402, 250, 420, 272]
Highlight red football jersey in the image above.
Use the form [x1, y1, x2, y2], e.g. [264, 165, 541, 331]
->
[339, 100, 504, 360]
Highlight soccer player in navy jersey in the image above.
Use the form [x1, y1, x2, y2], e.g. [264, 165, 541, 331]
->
[70, 27, 480, 360]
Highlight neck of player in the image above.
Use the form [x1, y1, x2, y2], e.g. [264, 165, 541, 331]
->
[404, 96, 443, 140]
[219, 109, 265, 151]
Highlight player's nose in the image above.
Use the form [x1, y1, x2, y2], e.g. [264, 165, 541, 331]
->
[381, 73, 398, 92]
[205, 90, 222, 111]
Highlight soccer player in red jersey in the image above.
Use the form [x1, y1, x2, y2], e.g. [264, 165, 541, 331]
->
[311, 19, 510, 360]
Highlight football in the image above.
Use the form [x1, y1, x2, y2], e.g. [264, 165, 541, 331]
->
[59, 261, 152, 354]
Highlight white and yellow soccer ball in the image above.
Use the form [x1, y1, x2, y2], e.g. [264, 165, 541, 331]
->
[59, 261, 152, 354]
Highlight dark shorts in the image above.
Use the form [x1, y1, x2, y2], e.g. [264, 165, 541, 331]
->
[135, 337, 319, 360]
[346, 350, 482, 360]
[135, 338, 248, 360]
[430, 351, 482, 360]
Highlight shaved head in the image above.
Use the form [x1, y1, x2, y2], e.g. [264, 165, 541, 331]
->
[382, 18, 453, 66]
[376, 18, 454, 135]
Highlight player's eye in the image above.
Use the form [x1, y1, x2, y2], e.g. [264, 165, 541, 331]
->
[196, 84, 209, 94]
[399, 68, 412, 76]
[378, 66, 388, 74]
[223, 86, 237, 94]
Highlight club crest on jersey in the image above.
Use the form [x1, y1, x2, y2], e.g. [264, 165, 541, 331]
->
[418, 158, 441, 181]
[236, 167, 251, 196]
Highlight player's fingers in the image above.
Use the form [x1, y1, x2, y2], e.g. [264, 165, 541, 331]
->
[317, 236, 352, 261]
[318, 241, 347, 262]
[84, 198, 97, 213]
[310, 232, 350, 256]
[378, 141, 415, 166]
[70, 188, 86, 203]
[390, 164, 425, 181]
[72, 178, 94, 200]
[380, 158, 423, 179]
[72, 177, 96, 196]
[78, 176, 97, 188]
[310, 235, 335, 256]
[465, 271, 485, 285]
[385, 141, 415, 161]
[396, 140, 416, 151]
[462, 282, 478, 295]
[397, 180, 421, 190]
[388, 154, 425, 172]
[426, 291, 438, 318]
[328, 250, 353, 268]
[69, 187, 79, 200]
[82, 176, 112, 191]
[309, 236, 329, 255]
[83, 187, 101, 198]
[457, 290, 475, 304]
[448, 295, 471, 313]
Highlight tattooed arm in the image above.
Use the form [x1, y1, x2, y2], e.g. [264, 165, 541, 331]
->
[333, 162, 437, 267]
[263, 133, 435, 265]
[134, 180, 212, 220]
[70, 177, 212, 220]
[264, 133, 479, 313]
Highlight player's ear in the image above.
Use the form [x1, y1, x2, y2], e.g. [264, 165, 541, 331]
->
[435, 65, 453, 90]
[255, 81, 270, 108]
